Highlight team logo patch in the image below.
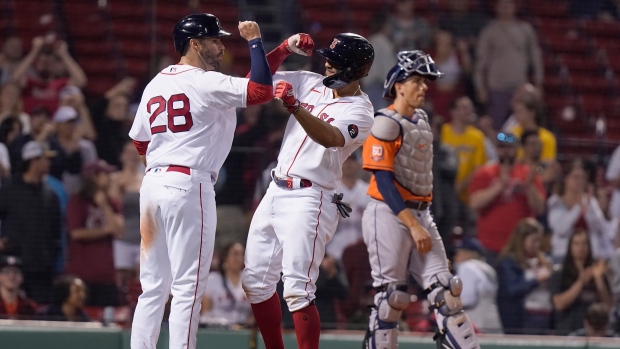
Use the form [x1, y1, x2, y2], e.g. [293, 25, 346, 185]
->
[371, 144, 384, 162]
[348, 124, 359, 138]
[330, 39, 339, 49]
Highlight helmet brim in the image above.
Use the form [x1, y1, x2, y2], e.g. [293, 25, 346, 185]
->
[215, 30, 232, 37]
[316, 48, 346, 65]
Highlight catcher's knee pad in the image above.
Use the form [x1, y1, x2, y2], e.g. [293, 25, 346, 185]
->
[426, 272, 479, 349]
[364, 327, 399, 349]
[377, 282, 414, 323]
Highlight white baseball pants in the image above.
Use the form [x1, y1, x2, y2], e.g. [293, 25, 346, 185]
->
[242, 181, 339, 312]
[131, 167, 216, 349]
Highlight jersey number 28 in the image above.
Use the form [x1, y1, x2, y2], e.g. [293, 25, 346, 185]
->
[147, 93, 193, 134]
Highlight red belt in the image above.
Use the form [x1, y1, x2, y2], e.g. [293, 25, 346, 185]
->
[147, 165, 191, 175]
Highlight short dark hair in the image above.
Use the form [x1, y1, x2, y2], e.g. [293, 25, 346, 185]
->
[52, 275, 81, 305]
[585, 303, 609, 331]
[520, 130, 539, 145]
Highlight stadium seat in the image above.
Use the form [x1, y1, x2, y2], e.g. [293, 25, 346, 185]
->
[569, 74, 613, 95]
[581, 20, 620, 39]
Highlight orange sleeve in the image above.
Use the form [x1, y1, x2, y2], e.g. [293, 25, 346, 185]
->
[362, 134, 401, 172]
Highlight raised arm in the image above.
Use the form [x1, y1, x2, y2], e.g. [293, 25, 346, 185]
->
[11, 37, 46, 84]
[238, 21, 273, 106]
[246, 33, 314, 78]
[54, 41, 88, 88]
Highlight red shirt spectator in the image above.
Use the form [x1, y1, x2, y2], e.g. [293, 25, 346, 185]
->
[469, 133, 546, 254]
[0, 256, 38, 319]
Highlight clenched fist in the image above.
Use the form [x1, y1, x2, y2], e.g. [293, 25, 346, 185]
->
[274, 81, 300, 114]
[238, 21, 261, 41]
[283, 33, 315, 56]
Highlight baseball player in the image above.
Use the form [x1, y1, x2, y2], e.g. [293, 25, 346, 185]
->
[361, 51, 480, 349]
[128, 14, 274, 349]
[241, 33, 375, 349]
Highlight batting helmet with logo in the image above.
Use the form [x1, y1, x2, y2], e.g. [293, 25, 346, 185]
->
[316, 33, 374, 89]
[173, 13, 231, 54]
[383, 50, 444, 101]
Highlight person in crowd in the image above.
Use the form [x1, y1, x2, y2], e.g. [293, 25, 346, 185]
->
[65, 160, 123, 307]
[509, 98, 556, 163]
[388, 0, 432, 52]
[58, 86, 96, 141]
[475, 114, 498, 163]
[569, 303, 618, 337]
[200, 242, 251, 328]
[340, 239, 373, 324]
[11, 37, 87, 112]
[610, 247, 620, 332]
[314, 254, 348, 329]
[548, 159, 617, 262]
[109, 140, 143, 300]
[496, 218, 553, 334]
[0, 256, 37, 319]
[441, 96, 486, 234]
[427, 31, 471, 118]
[40, 275, 89, 322]
[474, 0, 543, 129]
[363, 13, 395, 110]
[606, 144, 620, 219]
[8, 106, 54, 172]
[0, 141, 60, 304]
[520, 130, 560, 192]
[327, 153, 370, 261]
[552, 229, 613, 335]
[90, 77, 136, 168]
[453, 237, 503, 334]
[0, 82, 30, 133]
[0, 36, 23, 84]
[469, 132, 546, 260]
[438, 0, 486, 49]
[48, 105, 98, 195]
[0, 117, 22, 177]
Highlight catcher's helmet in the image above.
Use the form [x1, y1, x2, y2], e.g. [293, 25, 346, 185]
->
[383, 50, 444, 101]
[316, 33, 374, 89]
[173, 13, 231, 54]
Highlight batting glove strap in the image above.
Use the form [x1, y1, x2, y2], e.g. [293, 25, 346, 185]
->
[283, 98, 301, 114]
[332, 193, 352, 218]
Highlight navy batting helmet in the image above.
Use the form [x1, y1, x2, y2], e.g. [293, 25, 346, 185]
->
[316, 33, 374, 89]
[383, 50, 444, 101]
[173, 13, 231, 54]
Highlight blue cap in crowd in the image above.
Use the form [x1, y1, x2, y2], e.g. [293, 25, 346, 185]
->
[454, 237, 486, 256]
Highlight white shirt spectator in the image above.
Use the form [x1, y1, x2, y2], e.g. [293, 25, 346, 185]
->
[606, 146, 620, 219]
[326, 179, 370, 260]
[547, 194, 618, 261]
[199, 271, 251, 327]
[0, 142, 10, 174]
[456, 259, 503, 333]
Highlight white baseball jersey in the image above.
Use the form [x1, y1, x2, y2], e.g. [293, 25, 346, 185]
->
[272, 71, 374, 189]
[129, 64, 249, 180]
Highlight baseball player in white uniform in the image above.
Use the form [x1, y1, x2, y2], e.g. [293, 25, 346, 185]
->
[361, 51, 480, 349]
[241, 33, 375, 349]
[128, 14, 274, 349]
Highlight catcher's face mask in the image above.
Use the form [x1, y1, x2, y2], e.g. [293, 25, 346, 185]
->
[383, 50, 444, 100]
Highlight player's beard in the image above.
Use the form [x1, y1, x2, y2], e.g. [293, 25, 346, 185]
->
[200, 49, 221, 71]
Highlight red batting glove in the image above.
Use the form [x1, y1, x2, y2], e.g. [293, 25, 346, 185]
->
[274, 81, 300, 114]
[282, 33, 315, 56]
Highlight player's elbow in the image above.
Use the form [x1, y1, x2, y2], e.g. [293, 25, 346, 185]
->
[246, 93, 273, 106]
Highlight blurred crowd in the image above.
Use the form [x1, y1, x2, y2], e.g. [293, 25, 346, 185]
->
[1, 0, 620, 339]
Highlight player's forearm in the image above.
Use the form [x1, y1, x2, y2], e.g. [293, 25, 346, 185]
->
[246, 43, 291, 78]
[374, 170, 407, 216]
[292, 108, 344, 148]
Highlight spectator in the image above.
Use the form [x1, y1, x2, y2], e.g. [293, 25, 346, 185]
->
[48, 105, 98, 195]
[475, 114, 498, 163]
[0, 82, 30, 133]
[0, 117, 22, 177]
[0, 141, 60, 304]
[500, 83, 544, 133]
[438, 0, 486, 48]
[66, 160, 123, 307]
[474, 0, 543, 129]
[11, 38, 87, 113]
[388, 0, 432, 52]
[41, 275, 89, 322]
[340, 239, 373, 323]
[453, 237, 503, 334]
[363, 13, 395, 110]
[548, 159, 617, 262]
[90, 78, 136, 168]
[520, 130, 560, 191]
[0, 36, 23, 84]
[469, 132, 546, 259]
[509, 98, 556, 163]
[430, 114, 458, 252]
[496, 218, 553, 334]
[327, 153, 369, 261]
[0, 256, 37, 319]
[610, 248, 620, 332]
[569, 303, 617, 337]
[606, 145, 620, 219]
[441, 97, 486, 233]
[428, 31, 471, 118]
[8, 106, 54, 173]
[314, 254, 348, 329]
[200, 242, 251, 328]
[552, 229, 613, 335]
[109, 140, 143, 297]
[58, 86, 96, 141]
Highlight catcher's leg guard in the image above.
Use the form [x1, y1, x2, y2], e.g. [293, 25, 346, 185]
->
[426, 271, 480, 349]
[364, 283, 415, 349]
